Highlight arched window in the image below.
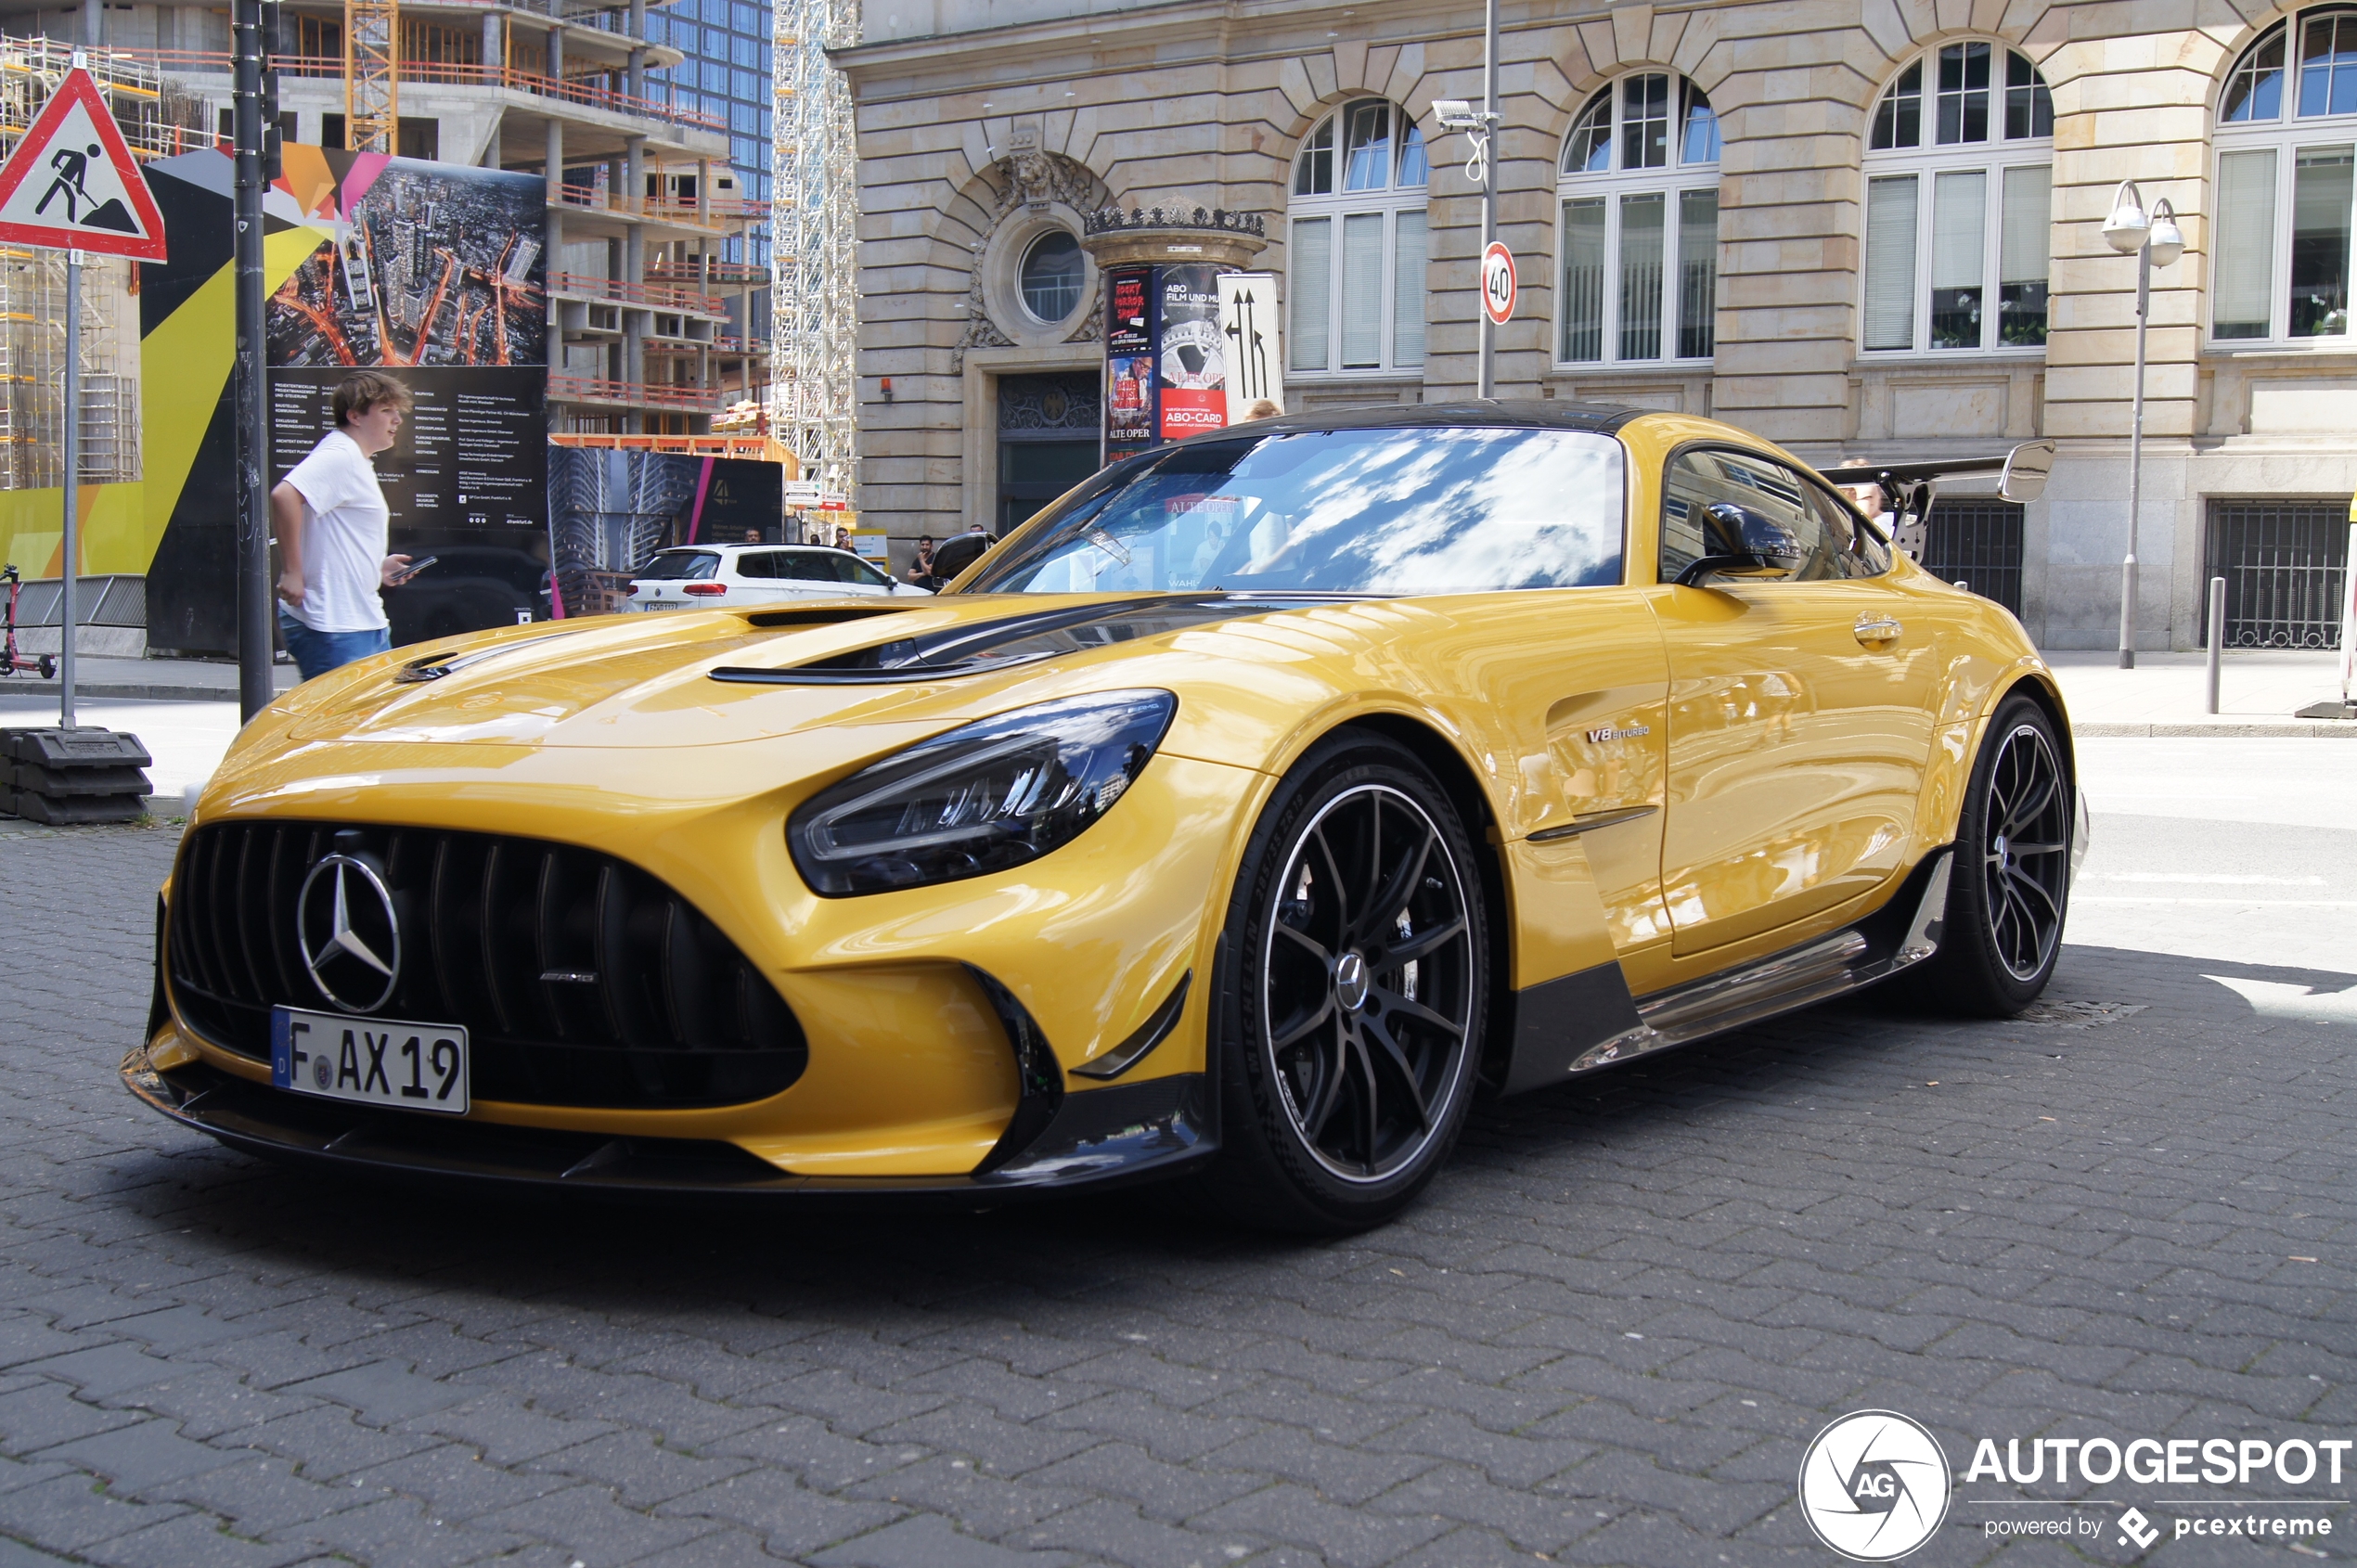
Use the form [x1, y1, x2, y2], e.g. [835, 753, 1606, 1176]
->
[2213, 6, 2357, 341]
[1557, 72, 1720, 364]
[1859, 42, 2054, 354]
[1289, 99, 1428, 374]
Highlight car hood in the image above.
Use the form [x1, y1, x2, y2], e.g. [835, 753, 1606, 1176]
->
[239, 592, 1386, 760]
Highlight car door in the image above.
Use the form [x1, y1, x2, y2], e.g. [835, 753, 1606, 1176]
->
[1648, 445, 1938, 958]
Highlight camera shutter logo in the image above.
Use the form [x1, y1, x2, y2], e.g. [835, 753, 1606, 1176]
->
[1797, 1410, 1951, 1562]
[296, 854, 403, 1015]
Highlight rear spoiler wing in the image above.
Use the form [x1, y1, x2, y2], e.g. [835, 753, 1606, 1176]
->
[1816, 439, 2054, 562]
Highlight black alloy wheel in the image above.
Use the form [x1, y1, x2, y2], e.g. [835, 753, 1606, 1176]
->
[1196, 733, 1488, 1232]
[1980, 719, 2072, 982]
[1914, 693, 2072, 1016]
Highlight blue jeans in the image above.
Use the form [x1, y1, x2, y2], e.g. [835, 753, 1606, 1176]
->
[279, 610, 391, 683]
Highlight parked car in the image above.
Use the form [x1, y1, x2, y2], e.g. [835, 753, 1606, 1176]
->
[133, 404, 2076, 1234]
[625, 544, 926, 610]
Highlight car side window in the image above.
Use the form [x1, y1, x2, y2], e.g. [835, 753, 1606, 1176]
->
[1660, 448, 1846, 585]
[735, 552, 779, 580]
[1806, 485, 1893, 579]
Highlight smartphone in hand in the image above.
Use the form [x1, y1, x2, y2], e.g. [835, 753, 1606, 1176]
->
[390, 555, 439, 585]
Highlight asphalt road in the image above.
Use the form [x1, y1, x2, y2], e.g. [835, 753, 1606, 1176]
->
[0, 737, 2351, 1568]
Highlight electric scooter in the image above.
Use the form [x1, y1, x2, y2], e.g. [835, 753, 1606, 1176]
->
[2, 564, 58, 680]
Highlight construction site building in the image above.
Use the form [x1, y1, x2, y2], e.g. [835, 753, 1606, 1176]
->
[0, 0, 772, 432]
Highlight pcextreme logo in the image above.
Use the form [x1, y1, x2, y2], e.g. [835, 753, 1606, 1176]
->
[1798, 1411, 1952, 1562]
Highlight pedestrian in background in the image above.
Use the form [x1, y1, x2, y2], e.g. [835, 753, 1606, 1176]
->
[273, 369, 414, 682]
[907, 534, 939, 590]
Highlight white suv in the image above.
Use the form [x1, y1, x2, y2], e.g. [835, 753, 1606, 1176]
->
[625, 545, 931, 610]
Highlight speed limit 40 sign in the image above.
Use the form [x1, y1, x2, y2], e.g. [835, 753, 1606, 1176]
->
[1480, 240, 1516, 326]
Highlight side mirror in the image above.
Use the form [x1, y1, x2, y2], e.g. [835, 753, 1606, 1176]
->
[1998, 439, 2054, 505]
[1675, 502, 1806, 585]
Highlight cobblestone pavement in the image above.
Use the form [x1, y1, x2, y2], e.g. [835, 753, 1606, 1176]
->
[1, 748, 2353, 1568]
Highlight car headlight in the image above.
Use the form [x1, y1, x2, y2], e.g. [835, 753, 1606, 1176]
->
[787, 690, 1178, 896]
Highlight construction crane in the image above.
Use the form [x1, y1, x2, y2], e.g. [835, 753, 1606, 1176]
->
[772, 0, 857, 511]
[345, 0, 398, 154]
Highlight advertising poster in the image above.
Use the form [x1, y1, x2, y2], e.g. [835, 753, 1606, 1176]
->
[1103, 267, 1156, 463]
[1217, 273, 1284, 422]
[135, 145, 551, 652]
[1156, 263, 1228, 441]
[547, 445, 782, 618]
[264, 148, 551, 647]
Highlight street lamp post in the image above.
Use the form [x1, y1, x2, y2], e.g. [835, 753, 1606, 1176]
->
[1433, 0, 1501, 400]
[2100, 178, 2183, 670]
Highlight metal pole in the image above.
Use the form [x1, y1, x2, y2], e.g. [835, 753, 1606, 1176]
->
[233, 0, 272, 721]
[2206, 574, 2225, 714]
[1475, 0, 1497, 400]
[58, 251, 78, 729]
[2119, 242, 2148, 670]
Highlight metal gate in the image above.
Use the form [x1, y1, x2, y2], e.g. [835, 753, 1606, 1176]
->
[2204, 499, 2349, 649]
[1921, 499, 2025, 617]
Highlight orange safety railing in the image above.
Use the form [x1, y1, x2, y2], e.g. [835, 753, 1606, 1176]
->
[130, 50, 726, 133]
[547, 374, 723, 411]
[650, 258, 768, 285]
[546, 271, 728, 314]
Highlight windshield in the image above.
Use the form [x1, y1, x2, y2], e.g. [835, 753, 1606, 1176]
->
[638, 550, 720, 581]
[967, 426, 1626, 596]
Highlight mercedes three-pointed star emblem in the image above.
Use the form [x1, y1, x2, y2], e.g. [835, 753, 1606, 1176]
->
[296, 853, 403, 1014]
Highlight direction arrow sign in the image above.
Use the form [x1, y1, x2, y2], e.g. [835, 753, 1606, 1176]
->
[0, 67, 168, 261]
[1480, 240, 1516, 328]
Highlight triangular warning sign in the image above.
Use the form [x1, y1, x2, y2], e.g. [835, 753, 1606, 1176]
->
[0, 67, 167, 260]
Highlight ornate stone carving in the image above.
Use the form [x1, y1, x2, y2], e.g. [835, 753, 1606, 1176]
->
[951, 148, 1111, 368]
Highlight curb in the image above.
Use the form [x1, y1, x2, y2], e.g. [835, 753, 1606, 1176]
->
[2073, 721, 2357, 739]
[0, 681, 278, 702]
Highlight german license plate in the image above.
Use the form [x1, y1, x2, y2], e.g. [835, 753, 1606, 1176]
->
[639, 600, 685, 610]
[270, 1007, 470, 1114]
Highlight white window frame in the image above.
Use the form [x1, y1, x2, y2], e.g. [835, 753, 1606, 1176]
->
[1554, 71, 1721, 368]
[1858, 43, 2054, 360]
[2210, 6, 2357, 347]
[1287, 98, 1429, 378]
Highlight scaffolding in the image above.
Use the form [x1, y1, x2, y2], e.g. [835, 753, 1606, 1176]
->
[771, 0, 857, 514]
[0, 39, 197, 491]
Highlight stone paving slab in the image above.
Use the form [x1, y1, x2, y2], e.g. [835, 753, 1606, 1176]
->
[0, 815, 2353, 1566]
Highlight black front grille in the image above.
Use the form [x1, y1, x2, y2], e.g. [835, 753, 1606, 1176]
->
[166, 822, 808, 1110]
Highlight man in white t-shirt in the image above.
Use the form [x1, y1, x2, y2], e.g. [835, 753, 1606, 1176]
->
[274, 370, 414, 681]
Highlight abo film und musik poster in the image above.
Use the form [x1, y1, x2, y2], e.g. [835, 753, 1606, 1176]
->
[1155, 263, 1227, 442]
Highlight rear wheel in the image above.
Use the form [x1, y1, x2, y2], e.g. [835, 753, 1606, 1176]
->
[1915, 694, 2072, 1016]
[1194, 733, 1488, 1234]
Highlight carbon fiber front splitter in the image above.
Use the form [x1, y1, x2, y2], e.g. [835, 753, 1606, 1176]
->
[122, 1043, 1214, 1204]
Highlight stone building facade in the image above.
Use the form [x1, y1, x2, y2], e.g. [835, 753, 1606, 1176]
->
[838, 0, 2357, 650]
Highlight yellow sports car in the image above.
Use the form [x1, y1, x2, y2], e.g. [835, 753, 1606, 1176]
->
[125, 405, 2081, 1232]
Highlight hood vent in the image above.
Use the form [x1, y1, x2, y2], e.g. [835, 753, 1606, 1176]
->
[709, 594, 1344, 687]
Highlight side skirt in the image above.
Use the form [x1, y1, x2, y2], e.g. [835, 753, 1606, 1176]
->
[1496, 847, 1951, 1095]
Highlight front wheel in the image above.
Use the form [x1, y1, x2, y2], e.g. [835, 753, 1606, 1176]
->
[1913, 693, 2073, 1016]
[1193, 733, 1488, 1234]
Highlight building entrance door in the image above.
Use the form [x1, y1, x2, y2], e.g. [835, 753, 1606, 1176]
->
[997, 372, 1101, 534]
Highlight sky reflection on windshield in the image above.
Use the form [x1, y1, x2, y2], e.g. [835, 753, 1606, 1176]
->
[979, 428, 1626, 597]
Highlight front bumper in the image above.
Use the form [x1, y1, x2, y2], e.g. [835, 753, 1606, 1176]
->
[122, 1036, 1212, 1202]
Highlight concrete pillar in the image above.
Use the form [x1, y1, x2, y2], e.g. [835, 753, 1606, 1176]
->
[80, 0, 99, 46]
[627, 0, 646, 98]
[696, 156, 711, 225]
[544, 116, 563, 204]
[483, 10, 501, 74]
[546, 19, 563, 89]
[625, 133, 644, 212]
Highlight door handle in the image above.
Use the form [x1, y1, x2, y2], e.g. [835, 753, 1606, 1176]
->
[1854, 615, 1902, 645]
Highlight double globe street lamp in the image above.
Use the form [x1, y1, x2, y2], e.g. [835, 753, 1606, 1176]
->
[2100, 179, 2185, 670]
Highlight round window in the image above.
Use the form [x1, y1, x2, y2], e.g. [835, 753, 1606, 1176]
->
[1018, 230, 1084, 323]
